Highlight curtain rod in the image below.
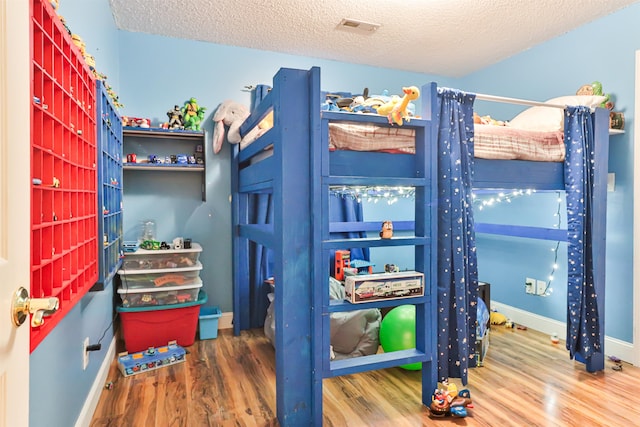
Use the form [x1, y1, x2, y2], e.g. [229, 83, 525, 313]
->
[474, 93, 566, 109]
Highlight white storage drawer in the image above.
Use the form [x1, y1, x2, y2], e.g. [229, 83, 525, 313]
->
[117, 281, 203, 308]
[121, 243, 202, 270]
[117, 261, 203, 289]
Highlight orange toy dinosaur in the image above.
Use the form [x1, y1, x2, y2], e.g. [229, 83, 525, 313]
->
[376, 86, 420, 126]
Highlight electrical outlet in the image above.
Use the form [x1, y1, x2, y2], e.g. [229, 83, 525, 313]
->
[82, 337, 89, 370]
[536, 280, 547, 296]
[525, 278, 535, 294]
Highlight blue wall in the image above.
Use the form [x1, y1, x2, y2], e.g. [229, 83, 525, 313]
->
[115, 31, 449, 316]
[29, 0, 639, 425]
[456, 5, 638, 342]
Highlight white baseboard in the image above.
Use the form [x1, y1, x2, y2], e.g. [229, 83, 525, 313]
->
[75, 337, 116, 427]
[219, 311, 233, 330]
[492, 302, 635, 364]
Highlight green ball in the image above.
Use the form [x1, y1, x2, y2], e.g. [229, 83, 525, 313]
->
[379, 305, 421, 370]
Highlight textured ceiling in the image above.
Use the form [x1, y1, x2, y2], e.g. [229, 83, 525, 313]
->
[108, 0, 638, 77]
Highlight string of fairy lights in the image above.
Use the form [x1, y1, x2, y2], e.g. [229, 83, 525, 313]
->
[329, 186, 415, 205]
[540, 191, 563, 297]
[472, 189, 535, 210]
[330, 185, 563, 297]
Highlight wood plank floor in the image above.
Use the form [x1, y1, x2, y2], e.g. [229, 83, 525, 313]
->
[90, 325, 640, 426]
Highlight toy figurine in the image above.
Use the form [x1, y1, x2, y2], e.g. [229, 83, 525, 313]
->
[183, 107, 206, 131]
[379, 220, 393, 239]
[385, 263, 399, 273]
[182, 98, 206, 131]
[167, 105, 184, 129]
[429, 382, 473, 418]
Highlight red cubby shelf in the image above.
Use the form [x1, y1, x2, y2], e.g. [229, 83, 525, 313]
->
[30, 0, 98, 352]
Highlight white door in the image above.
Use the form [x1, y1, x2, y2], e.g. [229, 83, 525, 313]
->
[635, 51, 640, 366]
[0, 0, 31, 426]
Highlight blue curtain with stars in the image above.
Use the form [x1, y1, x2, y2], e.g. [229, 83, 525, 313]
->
[435, 87, 479, 384]
[563, 106, 601, 360]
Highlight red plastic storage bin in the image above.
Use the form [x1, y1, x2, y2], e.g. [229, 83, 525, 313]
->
[117, 291, 207, 352]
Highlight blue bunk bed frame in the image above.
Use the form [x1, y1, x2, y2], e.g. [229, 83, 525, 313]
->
[231, 67, 609, 425]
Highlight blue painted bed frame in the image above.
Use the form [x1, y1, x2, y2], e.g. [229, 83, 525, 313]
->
[231, 67, 609, 425]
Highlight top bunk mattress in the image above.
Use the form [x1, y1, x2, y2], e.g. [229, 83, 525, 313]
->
[328, 122, 565, 162]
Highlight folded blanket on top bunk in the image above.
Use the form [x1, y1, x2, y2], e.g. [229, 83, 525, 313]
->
[328, 122, 565, 162]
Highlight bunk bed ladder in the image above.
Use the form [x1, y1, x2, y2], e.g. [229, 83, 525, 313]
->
[309, 75, 440, 424]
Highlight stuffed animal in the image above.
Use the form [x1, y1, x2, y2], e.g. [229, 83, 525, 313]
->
[577, 81, 614, 110]
[212, 100, 273, 154]
[212, 100, 250, 154]
[489, 311, 507, 325]
[184, 107, 206, 131]
[181, 98, 206, 131]
[375, 86, 420, 126]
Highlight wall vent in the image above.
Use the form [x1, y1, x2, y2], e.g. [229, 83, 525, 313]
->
[337, 18, 381, 34]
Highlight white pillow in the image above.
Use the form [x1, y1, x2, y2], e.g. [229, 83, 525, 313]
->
[507, 95, 607, 132]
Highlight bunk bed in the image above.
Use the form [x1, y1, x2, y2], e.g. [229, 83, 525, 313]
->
[229, 67, 609, 426]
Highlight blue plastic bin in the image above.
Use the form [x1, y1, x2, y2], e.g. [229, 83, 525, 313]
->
[199, 306, 222, 339]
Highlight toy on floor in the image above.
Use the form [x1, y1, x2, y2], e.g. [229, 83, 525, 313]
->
[429, 381, 473, 418]
[117, 341, 186, 377]
[490, 310, 507, 325]
[379, 304, 420, 370]
[375, 86, 420, 126]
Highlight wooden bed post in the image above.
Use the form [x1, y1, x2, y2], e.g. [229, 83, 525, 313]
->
[272, 68, 315, 424]
[231, 143, 249, 336]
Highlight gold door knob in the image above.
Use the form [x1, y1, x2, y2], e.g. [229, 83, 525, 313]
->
[11, 287, 59, 327]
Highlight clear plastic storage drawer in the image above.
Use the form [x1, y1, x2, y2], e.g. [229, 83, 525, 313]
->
[117, 281, 203, 308]
[117, 261, 203, 289]
[121, 243, 202, 270]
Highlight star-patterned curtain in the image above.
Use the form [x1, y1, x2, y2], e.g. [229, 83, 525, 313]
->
[563, 106, 601, 360]
[435, 87, 479, 384]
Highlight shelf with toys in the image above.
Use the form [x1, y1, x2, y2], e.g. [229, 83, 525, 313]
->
[122, 126, 206, 201]
[93, 79, 124, 292]
[30, 0, 99, 351]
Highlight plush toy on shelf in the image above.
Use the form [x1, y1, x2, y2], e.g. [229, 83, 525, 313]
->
[182, 98, 206, 131]
[375, 86, 420, 126]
